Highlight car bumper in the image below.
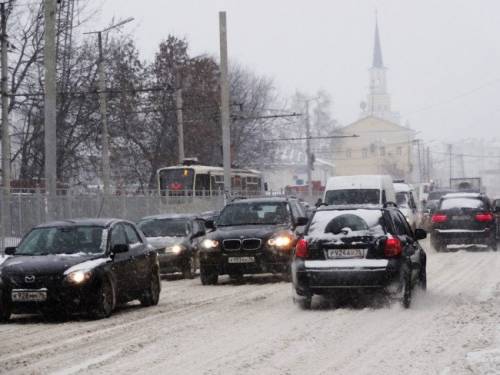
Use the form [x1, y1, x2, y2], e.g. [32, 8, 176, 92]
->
[157, 252, 190, 273]
[432, 228, 494, 245]
[292, 258, 400, 295]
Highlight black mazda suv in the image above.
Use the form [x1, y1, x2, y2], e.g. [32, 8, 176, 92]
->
[292, 205, 427, 309]
[198, 197, 309, 284]
[430, 193, 497, 251]
[0, 218, 161, 321]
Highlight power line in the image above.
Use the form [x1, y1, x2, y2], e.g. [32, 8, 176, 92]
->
[265, 134, 359, 142]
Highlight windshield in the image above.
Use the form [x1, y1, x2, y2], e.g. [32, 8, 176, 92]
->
[15, 226, 106, 256]
[396, 192, 409, 208]
[308, 209, 385, 239]
[138, 219, 191, 237]
[217, 202, 291, 226]
[158, 168, 194, 192]
[440, 198, 485, 210]
[325, 189, 380, 205]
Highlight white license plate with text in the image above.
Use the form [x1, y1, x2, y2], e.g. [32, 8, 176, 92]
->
[11, 289, 47, 302]
[327, 249, 364, 259]
[228, 257, 255, 264]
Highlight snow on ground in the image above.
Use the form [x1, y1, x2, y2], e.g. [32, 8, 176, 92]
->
[0, 241, 499, 375]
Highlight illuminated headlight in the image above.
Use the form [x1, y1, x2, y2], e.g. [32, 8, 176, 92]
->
[166, 244, 185, 254]
[66, 270, 91, 284]
[201, 239, 219, 249]
[268, 236, 292, 248]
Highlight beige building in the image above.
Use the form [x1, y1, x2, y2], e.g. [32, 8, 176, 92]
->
[333, 18, 415, 180]
[334, 116, 415, 179]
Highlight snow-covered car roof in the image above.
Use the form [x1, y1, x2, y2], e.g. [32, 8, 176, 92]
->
[441, 192, 482, 199]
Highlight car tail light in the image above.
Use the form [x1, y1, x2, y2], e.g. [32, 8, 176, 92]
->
[475, 213, 494, 222]
[384, 237, 402, 257]
[431, 214, 448, 223]
[295, 239, 308, 258]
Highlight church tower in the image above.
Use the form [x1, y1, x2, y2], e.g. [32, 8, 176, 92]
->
[361, 17, 400, 123]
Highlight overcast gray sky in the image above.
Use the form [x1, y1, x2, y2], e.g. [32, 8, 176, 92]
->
[96, 0, 500, 142]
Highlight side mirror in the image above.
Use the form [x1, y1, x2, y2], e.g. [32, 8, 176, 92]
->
[205, 220, 215, 230]
[4, 247, 16, 255]
[414, 228, 427, 241]
[295, 217, 308, 227]
[494, 206, 500, 213]
[111, 244, 129, 254]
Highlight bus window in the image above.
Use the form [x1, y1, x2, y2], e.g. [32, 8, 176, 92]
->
[232, 175, 242, 190]
[158, 168, 194, 195]
[195, 174, 210, 196]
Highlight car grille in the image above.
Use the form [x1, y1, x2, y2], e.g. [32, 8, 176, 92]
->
[242, 238, 261, 250]
[223, 239, 241, 251]
[7, 274, 61, 288]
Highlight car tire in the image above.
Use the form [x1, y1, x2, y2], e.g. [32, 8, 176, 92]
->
[401, 266, 412, 309]
[419, 262, 427, 291]
[490, 237, 498, 252]
[140, 269, 161, 307]
[182, 256, 195, 280]
[0, 291, 11, 323]
[200, 264, 218, 285]
[89, 276, 115, 319]
[293, 289, 312, 310]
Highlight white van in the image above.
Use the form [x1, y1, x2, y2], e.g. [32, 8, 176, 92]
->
[323, 175, 396, 207]
[394, 182, 418, 229]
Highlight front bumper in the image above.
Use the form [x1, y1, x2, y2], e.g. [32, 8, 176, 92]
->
[292, 258, 400, 295]
[157, 251, 190, 273]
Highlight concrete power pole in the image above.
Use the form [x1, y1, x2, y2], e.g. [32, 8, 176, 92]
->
[305, 100, 312, 197]
[175, 69, 185, 164]
[1, 2, 10, 239]
[219, 12, 231, 196]
[44, 0, 57, 201]
[448, 144, 453, 187]
[97, 32, 111, 195]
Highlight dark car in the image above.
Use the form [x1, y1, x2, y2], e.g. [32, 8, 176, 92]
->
[420, 189, 455, 230]
[430, 193, 497, 251]
[0, 218, 160, 322]
[291, 205, 427, 309]
[137, 214, 207, 279]
[198, 197, 309, 284]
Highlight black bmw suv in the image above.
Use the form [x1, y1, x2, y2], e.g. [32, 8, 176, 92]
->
[0, 218, 160, 321]
[199, 197, 309, 284]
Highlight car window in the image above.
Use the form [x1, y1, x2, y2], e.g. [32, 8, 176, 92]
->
[390, 211, 413, 237]
[124, 223, 142, 245]
[110, 224, 127, 247]
[324, 189, 380, 205]
[440, 198, 485, 210]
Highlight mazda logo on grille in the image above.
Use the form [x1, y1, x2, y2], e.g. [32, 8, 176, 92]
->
[24, 275, 36, 283]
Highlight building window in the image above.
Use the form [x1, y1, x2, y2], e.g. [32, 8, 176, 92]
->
[380, 146, 386, 156]
[346, 149, 352, 159]
[397, 146, 402, 156]
[362, 148, 368, 159]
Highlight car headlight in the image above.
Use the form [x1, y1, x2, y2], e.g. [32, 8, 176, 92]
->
[201, 239, 219, 249]
[66, 270, 91, 284]
[166, 244, 185, 254]
[268, 235, 292, 248]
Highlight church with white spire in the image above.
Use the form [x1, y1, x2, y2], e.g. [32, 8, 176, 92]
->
[360, 18, 401, 124]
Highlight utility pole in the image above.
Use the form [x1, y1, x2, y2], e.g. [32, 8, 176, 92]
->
[219, 11, 231, 197]
[1, 2, 10, 240]
[44, 0, 57, 203]
[305, 100, 312, 197]
[85, 18, 134, 195]
[416, 140, 422, 183]
[175, 68, 185, 164]
[448, 143, 453, 187]
[426, 146, 431, 181]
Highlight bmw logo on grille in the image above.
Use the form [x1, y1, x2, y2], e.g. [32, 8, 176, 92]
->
[24, 275, 36, 283]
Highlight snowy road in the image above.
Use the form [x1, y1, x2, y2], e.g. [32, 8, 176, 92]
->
[1, 242, 499, 375]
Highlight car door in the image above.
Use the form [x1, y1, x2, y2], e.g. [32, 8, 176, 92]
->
[391, 210, 422, 284]
[123, 222, 149, 291]
[110, 223, 137, 299]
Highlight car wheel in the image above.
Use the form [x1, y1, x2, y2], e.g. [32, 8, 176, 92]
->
[0, 291, 11, 323]
[401, 266, 412, 309]
[140, 269, 161, 307]
[490, 238, 498, 252]
[182, 257, 195, 279]
[200, 264, 218, 285]
[89, 277, 115, 319]
[419, 262, 427, 291]
[293, 290, 312, 310]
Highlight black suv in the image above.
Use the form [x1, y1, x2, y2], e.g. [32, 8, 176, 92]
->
[292, 205, 427, 309]
[430, 193, 497, 251]
[0, 218, 160, 321]
[137, 214, 207, 278]
[199, 197, 309, 284]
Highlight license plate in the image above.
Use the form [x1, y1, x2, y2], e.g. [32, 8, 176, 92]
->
[452, 216, 470, 221]
[327, 249, 364, 259]
[228, 256, 255, 264]
[11, 289, 47, 302]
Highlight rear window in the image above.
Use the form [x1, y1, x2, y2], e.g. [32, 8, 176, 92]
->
[324, 189, 380, 205]
[308, 209, 385, 240]
[440, 198, 485, 210]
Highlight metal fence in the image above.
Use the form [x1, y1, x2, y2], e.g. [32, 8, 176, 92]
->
[0, 191, 225, 250]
